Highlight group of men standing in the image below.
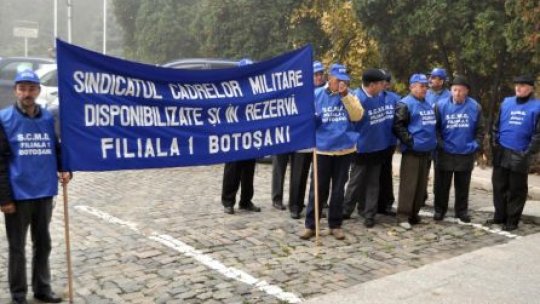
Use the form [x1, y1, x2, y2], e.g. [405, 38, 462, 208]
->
[0, 60, 537, 303]
[220, 60, 539, 241]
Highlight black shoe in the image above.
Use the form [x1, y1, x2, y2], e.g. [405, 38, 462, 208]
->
[272, 201, 286, 210]
[34, 292, 62, 303]
[290, 211, 301, 219]
[485, 218, 505, 225]
[502, 224, 518, 231]
[224, 206, 234, 214]
[433, 212, 444, 221]
[458, 215, 471, 223]
[364, 218, 375, 228]
[239, 203, 261, 212]
[12, 298, 27, 304]
[408, 215, 421, 225]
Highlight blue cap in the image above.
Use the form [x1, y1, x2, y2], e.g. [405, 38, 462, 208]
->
[329, 63, 350, 81]
[14, 69, 40, 84]
[313, 61, 324, 73]
[238, 58, 254, 66]
[430, 68, 447, 80]
[410, 74, 429, 85]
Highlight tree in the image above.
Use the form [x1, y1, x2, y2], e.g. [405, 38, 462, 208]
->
[504, 0, 540, 65]
[114, 0, 301, 62]
[291, 0, 380, 86]
[193, 0, 299, 61]
[113, 0, 142, 59]
[113, 0, 201, 63]
[353, 0, 539, 101]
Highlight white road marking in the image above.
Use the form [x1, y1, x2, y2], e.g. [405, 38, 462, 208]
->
[418, 210, 521, 239]
[74, 205, 303, 303]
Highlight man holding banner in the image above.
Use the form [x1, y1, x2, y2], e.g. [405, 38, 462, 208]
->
[300, 64, 364, 241]
[221, 58, 262, 215]
[288, 61, 327, 219]
[54, 38, 316, 301]
[0, 70, 70, 304]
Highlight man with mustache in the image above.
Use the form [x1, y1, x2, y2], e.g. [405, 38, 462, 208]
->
[0, 69, 71, 304]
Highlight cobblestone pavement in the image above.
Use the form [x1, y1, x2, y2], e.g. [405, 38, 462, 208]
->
[1, 163, 539, 303]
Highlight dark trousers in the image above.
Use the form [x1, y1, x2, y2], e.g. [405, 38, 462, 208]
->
[221, 160, 256, 207]
[398, 153, 430, 219]
[305, 154, 351, 229]
[378, 149, 395, 212]
[5, 198, 54, 299]
[343, 157, 381, 219]
[492, 166, 528, 226]
[423, 159, 435, 203]
[288, 152, 312, 213]
[434, 169, 472, 217]
[271, 154, 292, 204]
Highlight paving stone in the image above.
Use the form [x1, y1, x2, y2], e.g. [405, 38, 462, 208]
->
[1, 165, 539, 303]
[213, 290, 235, 300]
[178, 290, 198, 300]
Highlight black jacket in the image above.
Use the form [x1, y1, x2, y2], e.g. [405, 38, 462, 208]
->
[393, 102, 413, 148]
[0, 123, 13, 204]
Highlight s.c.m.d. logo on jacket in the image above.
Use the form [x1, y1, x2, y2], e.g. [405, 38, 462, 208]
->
[399, 95, 437, 152]
[436, 96, 482, 155]
[0, 106, 58, 200]
[498, 96, 540, 152]
[314, 87, 360, 152]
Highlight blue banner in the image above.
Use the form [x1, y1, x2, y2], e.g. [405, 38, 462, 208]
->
[57, 39, 315, 171]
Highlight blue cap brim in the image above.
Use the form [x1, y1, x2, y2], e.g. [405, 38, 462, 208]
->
[333, 74, 350, 81]
[15, 79, 40, 84]
[314, 68, 324, 73]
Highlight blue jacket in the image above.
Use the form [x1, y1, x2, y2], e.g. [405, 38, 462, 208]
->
[0, 106, 58, 200]
[426, 88, 450, 108]
[382, 90, 400, 148]
[314, 87, 359, 152]
[498, 96, 540, 152]
[394, 94, 437, 152]
[436, 97, 482, 154]
[354, 88, 389, 153]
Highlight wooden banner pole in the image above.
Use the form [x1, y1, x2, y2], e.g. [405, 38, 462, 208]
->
[312, 150, 321, 246]
[62, 182, 74, 303]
